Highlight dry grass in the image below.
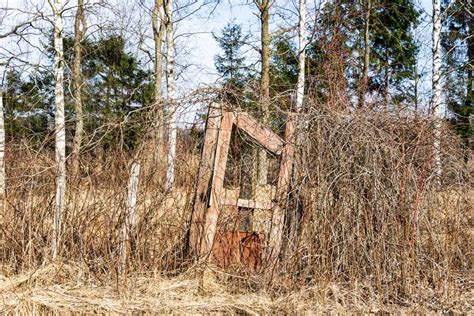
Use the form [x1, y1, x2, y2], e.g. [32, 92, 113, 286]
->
[0, 104, 472, 313]
[1, 263, 471, 314]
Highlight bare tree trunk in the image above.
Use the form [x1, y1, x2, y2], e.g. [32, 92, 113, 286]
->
[384, 50, 390, 105]
[467, 10, 473, 149]
[359, 0, 371, 108]
[287, 0, 307, 247]
[414, 63, 419, 112]
[71, 0, 86, 176]
[164, 0, 176, 191]
[0, 90, 5, 212]
[468, 9, 473, 109]
[153, 0, 166, 165]
[119, 161, 140, 275]
[255, 0, 270, 186]
[295, 0, 306, 113]
[432, 0, 442, 184]
[50, 0, 66, 261]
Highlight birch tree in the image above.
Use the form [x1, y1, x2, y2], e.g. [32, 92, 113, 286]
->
[71, 0, 86, 175]
[50, 0, 66, 260]
[282, 0, 307, 255]
[153, 0, 166, 165]
[432, 0, 443, 183]
[295, 0, 307, 113]
[119, 161, 141, 275]
[164, 0, 176, 191]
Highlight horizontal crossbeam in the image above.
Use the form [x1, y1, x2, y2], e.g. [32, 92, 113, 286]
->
[221, 197, 273, 210]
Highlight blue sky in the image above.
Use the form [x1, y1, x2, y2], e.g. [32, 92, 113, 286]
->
[180, 0, 435, 101]
[171, 0, 439, 123]
[0, 0, 439, 121]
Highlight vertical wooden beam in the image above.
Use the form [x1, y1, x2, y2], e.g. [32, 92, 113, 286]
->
[200, 111, 234, 257]
[268, 113, 296, 261]
[189, 103, 222, 257]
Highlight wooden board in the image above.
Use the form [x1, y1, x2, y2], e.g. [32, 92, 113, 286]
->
[235, 112, 284, 155]
[200, 111, 234, 256]
[267, 113, 296, 261]
[188, 103, 222, 256]
[221, 197, 273, 210]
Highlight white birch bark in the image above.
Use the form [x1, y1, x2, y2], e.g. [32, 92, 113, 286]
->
[50, 0, 66, 261]
[152, 0, 166, 167]
[285, 0, 307, 252]
[119, 161, 141, 275]
[432, 0, 443, 184]
[295, 0, 307, 113]
[164, 0, 176, 191]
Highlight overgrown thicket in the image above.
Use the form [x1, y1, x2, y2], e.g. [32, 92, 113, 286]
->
[1, 1, 472, 311]
[0, 95, 471, 311]
[1, 122, 198, 277]
[281, 103, 471, 306]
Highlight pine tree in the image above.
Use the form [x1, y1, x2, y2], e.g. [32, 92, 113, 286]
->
[369, 0, 420, 104]
[6, 34, 153, 151]
[270, 35, 298, 100]
[214, 23, 249, 105]
[307, 0, 420, 107]
[442, 0, 473, 144]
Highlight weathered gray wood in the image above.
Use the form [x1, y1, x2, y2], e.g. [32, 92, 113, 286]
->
[192, 108, 295, 264]
[201, 111, 234, 256]
[189, 103, 222, 256]
[268, 113, 295, 261]
[221, 198, 273, 210]
[235, 112, 284, 155]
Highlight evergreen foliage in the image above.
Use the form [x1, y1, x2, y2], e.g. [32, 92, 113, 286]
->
[442, 0, 473, 142]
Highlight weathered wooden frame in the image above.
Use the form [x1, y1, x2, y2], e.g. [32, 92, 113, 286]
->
[188, 103, 295, 261]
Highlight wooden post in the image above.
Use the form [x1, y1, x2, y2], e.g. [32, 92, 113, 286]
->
[268, 113, 295, 262]
[119, 161, 140, 275]
[200, 111, 234, 257]
[188, 103, 222, 257]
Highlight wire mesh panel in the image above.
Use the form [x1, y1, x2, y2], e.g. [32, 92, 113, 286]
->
[222, 126, 280, 235]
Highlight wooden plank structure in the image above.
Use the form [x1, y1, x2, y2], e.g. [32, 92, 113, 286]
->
[188, 103, 222, 256]
[188, 103, 295, 264]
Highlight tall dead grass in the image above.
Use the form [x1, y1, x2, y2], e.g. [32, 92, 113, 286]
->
[0, 104, 472, 312]
[280, 104, 472, 308]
